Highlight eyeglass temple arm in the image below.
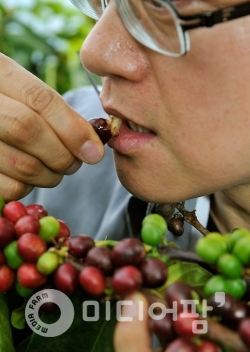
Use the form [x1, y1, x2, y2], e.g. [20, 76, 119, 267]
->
[180, 2, 250, 30]
[82, 65, 101, 96]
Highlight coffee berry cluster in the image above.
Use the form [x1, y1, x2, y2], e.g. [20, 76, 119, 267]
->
[0, 198, 250, 351]
[0, 199, 168, 299]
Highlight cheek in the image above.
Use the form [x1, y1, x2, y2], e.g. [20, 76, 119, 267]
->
[155, 21, 250, 158]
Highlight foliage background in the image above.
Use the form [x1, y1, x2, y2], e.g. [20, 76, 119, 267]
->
[0, 0, 99, 95]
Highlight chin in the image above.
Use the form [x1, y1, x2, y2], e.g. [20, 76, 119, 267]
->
[113, 155, 211, 204]
[116, 168, 183, 204]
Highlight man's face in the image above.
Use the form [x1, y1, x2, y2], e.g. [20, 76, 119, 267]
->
[80, 0, 250, 203]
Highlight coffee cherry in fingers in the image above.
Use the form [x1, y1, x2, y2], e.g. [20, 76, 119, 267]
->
[88, 116, 122, 145]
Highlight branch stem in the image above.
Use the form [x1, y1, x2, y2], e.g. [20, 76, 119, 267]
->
[176, 202, 210, 236]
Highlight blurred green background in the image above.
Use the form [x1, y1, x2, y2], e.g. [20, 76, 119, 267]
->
[0, 0, 98, 95]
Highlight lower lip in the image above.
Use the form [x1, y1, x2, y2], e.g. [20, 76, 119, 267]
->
[108, 123, 156, 154]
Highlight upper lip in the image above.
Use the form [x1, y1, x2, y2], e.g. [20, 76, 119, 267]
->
[103, 108, 127, 121]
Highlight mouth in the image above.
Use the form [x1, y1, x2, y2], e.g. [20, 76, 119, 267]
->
[103, 106, 153, 135]
[127, 121, 152, 134]
[107, 114, 156, 153]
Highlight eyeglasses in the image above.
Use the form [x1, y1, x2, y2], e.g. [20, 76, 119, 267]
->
[70, 0, 250, 57]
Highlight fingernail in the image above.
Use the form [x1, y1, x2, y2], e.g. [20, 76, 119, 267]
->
[64, 160, 82, 175]
[80, 141, 103, 163]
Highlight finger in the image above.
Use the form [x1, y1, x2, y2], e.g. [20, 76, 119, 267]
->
[0, 140, 63, 187]
[0, 54, 104, 164]
[114, 292, 152, 352]
[0, 173, 34, 202]
[0, 93, 76, 174]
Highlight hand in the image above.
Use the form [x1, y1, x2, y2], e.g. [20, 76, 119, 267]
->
[114, 292, 153, 352]
[0, 54, 104, 201]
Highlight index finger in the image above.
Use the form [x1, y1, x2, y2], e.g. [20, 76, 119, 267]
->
[0, 54, 104, 164]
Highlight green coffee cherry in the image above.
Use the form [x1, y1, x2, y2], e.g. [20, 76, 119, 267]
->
[196, 233, 227, 264]
[4, 241, 24, 269]
[38, 216, 60, 243]
[203, 275, 228, 298]
[205, 233, 228, 249]
[15, 281, 34, 298]
[141, 214, 167, 246]
[232, 235, 250, 265]
[229, 228, 250, 249]
[225, 277, 247, 300]
[222, 233, 233, 252]
[142, 214, 167, 234]
[36, 252, 59, 275]
[217, 253, 243, 279]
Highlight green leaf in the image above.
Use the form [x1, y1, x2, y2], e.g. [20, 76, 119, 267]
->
[11, 299, 27, 330]
[0, 294, 15, 352]
[151, 262, 213, 298]
[25, 291, 117, 352]
[167, 262, 213, 288]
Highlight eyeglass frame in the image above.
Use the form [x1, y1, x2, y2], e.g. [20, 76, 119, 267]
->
[71, 0, 250, 56]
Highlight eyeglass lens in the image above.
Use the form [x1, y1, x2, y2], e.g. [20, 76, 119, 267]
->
[71, 0, 188, 56]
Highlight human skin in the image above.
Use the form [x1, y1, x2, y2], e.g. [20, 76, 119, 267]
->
[80, 0, 250, 234]
[80, 1, 250, 350]
[0, 54, 104, 201]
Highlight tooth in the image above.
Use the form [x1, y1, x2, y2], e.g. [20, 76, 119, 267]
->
[128, 121, 151, 133]
[137, 126, 144, 133]
[129, 122, 138, 132]
[128, 122, 133, 130]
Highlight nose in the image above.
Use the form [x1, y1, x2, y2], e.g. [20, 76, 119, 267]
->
[80, 0, 150, 82]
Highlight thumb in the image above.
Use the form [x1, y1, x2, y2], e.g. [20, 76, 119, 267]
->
[114, 292, 153, 352]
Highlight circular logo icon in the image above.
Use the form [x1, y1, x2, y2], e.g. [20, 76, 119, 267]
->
[25, 289, 75, 337]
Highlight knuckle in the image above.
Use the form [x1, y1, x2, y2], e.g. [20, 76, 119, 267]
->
[6, 109, 38, 145]
[51, 154, 76, 174]
[8, 114, 31, 144]
[18, 157, 44, 180]
[2, 104, 45, 147]
[25, 84, 56, 114]
[17, 156, 64, 188]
